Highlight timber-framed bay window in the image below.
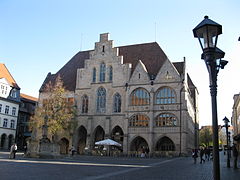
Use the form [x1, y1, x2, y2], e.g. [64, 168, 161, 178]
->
[155, 113, 177, 127]
[96, 87, 106, 113]
[155, 87, 176, 104]
[129, 114, 149, 127]
[130, 88, 150, 106]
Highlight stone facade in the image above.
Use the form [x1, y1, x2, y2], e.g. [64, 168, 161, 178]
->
[232, 93, 240, 149]
[35, 33, 199, 157]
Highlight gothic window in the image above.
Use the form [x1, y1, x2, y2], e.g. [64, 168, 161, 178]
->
[92, 68, 96, 83]
[155, 113, 177, 127]
[130, 88, 150, 106]
[99, 63, 106, 82]
[109, 66, 113, 82]
[129, 114, 149, 127]
[81, 95, 88, 114]
[155, 87, 176, 104]
[113, 93, 121, 113]
[96, 87, 106, 113]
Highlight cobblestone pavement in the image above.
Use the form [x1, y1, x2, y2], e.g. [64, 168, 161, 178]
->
[0, 151, 239, 180]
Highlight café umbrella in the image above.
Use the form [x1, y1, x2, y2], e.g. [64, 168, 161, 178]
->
[95, 138, 122, 146]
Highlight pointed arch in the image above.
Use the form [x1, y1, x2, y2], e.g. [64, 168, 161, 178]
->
[130, 88, 150, 106]
[155, 136, 175, 151]
[93, 126, 105, 145]
[96, 87, 106, 113]
[130, 136, 149, 156]
[77, 126, 87, 154]
[155, 86, 176, 104]
[59, 138, 69, 154]
[111, 125, 124, 146]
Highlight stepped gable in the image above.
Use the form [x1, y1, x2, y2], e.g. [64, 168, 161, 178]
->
[40, 42, 169, 92]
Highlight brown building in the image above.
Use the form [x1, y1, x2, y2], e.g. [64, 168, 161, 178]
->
[16, 93, 38, 150]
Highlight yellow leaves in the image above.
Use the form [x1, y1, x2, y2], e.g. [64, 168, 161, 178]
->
[31, 75, 76, 138]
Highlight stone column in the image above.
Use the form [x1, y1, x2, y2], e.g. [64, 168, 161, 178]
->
[149, 88, 154, 156]
[123, 134, 128, 155]
[105, 116, 111, 138]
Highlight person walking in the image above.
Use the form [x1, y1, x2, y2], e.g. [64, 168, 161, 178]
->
[232, 143, 238, 169]
[200, 147, 205, 164]
[205, 147, 210, 161]
[192, 149, 198, 164]
[70, 145, 76, 156]
[9, 143, 17, 159]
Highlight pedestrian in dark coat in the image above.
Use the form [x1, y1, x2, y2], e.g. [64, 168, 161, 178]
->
[232, 144, 238, 169]
[192, 149, 198, 164]
[205, 147, 210, 161]
[200, 147, 205, 164]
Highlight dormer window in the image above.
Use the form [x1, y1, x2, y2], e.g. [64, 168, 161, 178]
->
[11, 89, 17, 98]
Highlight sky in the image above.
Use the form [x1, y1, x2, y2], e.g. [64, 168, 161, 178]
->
[0, 0, 240, 127]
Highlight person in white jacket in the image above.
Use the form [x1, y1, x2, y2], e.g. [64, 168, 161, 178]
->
[9, 143, 17, 159]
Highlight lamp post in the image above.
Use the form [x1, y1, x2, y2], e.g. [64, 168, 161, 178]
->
[193, 16, 228, 180]
[223, 116, 230, 168]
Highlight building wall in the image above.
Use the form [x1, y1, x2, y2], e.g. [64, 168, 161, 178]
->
[37, 33, 199, 156]
[232, 94, 240, 149]
[0, 78, 19, 150]
[16, 95, 38, 150]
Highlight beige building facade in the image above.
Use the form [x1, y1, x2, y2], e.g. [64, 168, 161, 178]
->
[38, 33, 199, 156]
[232, 93, 240, 148]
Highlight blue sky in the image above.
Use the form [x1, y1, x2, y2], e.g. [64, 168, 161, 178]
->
[1, 0, 240, 126]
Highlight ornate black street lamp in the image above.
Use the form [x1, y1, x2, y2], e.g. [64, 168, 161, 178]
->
[193, 16, 228, 180]
[223, 116, 230, 168]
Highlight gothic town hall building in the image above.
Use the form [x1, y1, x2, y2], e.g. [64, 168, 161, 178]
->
[39, 33, 199, 156]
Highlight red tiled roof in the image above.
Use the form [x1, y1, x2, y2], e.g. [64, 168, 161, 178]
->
[40, 42, 184, 92]
[0, 63, 20, 89]
[20, 93, 38, 102]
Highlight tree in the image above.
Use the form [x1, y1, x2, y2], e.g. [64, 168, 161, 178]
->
[30, 75, 76, 141]
[199, 127, 213, 147]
